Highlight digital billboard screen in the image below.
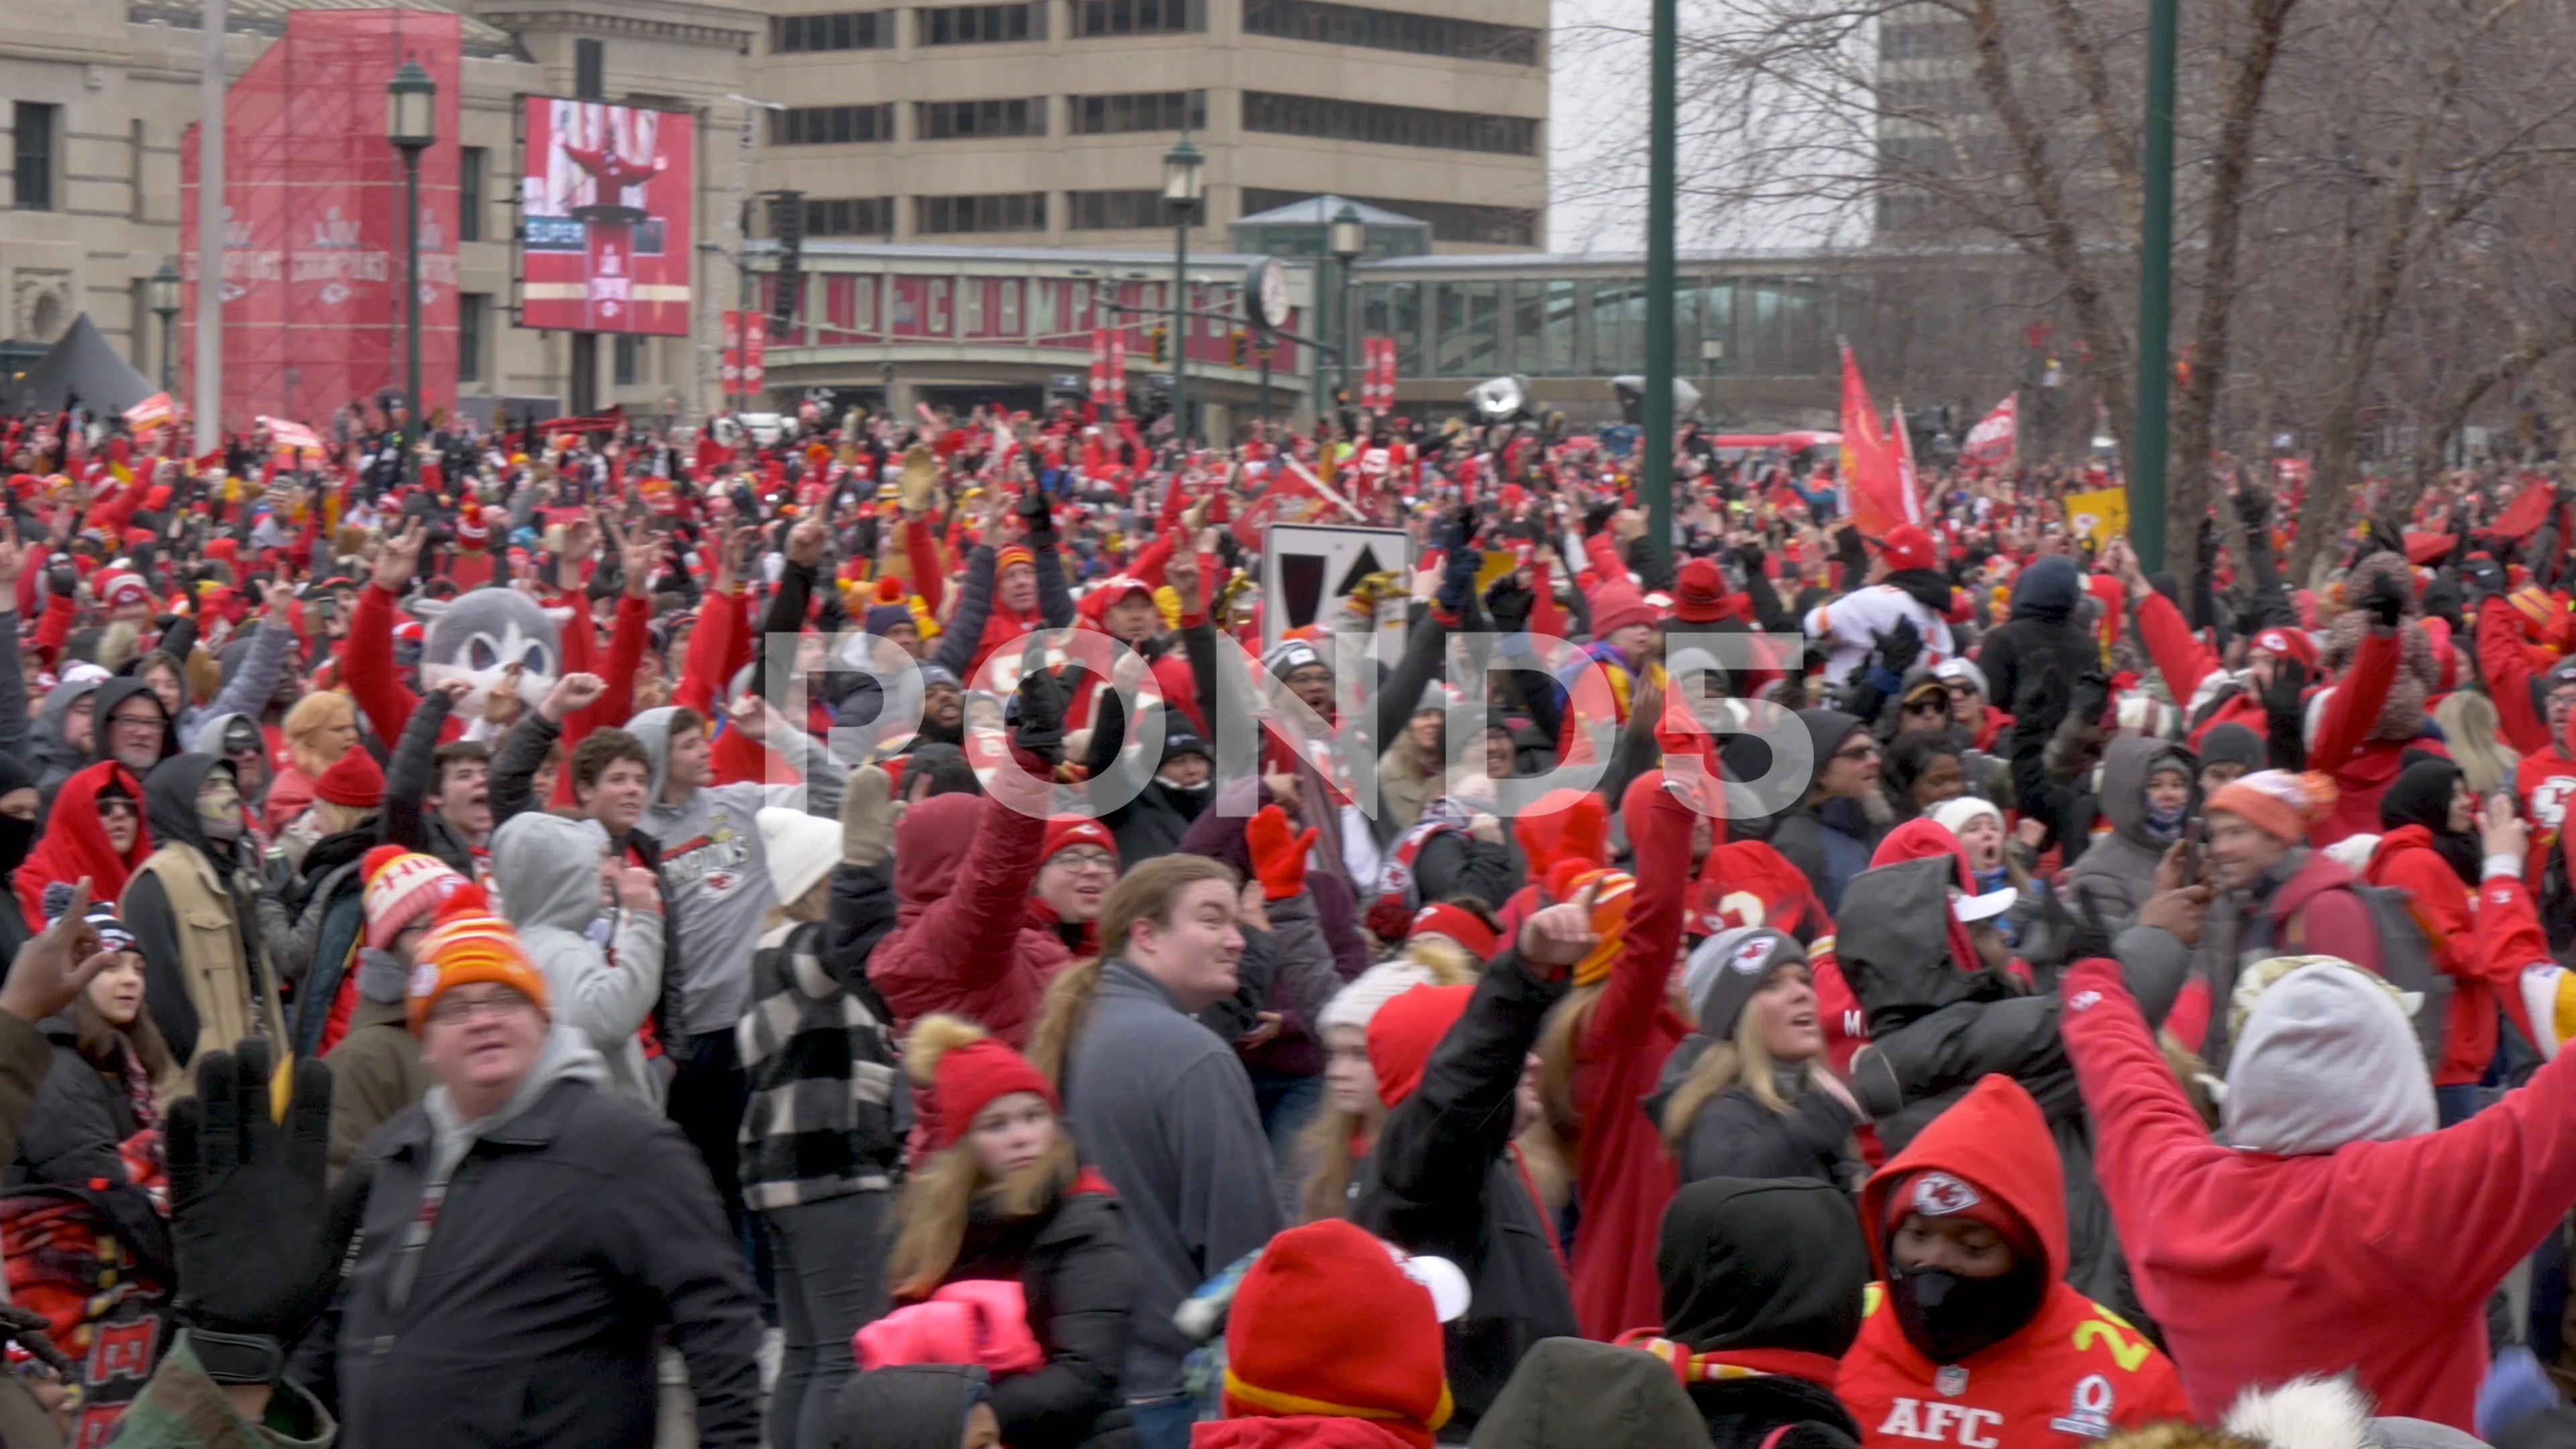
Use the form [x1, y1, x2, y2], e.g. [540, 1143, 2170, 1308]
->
[520, 97, 694, 335]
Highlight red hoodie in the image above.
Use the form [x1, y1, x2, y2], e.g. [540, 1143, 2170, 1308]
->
[1838, 1075, 2190, 1447]
[2364, 827, 2538, 1086]
[2060, 932, 2576, 1432]
[17, 762, 150, 930]
[865, 761, 1061, 1049]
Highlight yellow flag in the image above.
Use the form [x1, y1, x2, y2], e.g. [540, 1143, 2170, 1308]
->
[2064, 486, 2130, 542]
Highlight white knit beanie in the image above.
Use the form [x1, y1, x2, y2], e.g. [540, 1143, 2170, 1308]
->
[1319, 961, 1440, 1036]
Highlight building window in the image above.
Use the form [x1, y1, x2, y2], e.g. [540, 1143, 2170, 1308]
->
[1240, 187, 1541, 247]
[1069, 0, 1203, 36]
[13, 103, 56, 212]
[613, 333, 641, 386]
[1241, 92, 1537, 156]
[459, 147, 486, 242]
[1067, 189, 1167, 229]
[805, 196, 895, 235]
[1070, 91, 1206, 135]
[574, 38, 605, 99]
[1242, 0, 1538, 64]
[920, 2, 1045, 42]
[916, 99, 1046, 140]
[772, 105, 897, 145]
[772, 10, 896, 50]
[459, 293, 487, 385]
[916, 192, 1046, 234]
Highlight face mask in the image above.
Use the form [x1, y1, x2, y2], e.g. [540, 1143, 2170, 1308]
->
[197, 780, 245, 842]
[1887, 1256, 2045, 1366]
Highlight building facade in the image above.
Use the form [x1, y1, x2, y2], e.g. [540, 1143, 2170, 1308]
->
[0, 0, 1546, 429]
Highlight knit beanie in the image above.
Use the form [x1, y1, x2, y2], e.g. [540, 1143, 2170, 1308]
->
[864, 602, 916, 635]
[1405, 902, 1497, 961]
[1680, 927, 1805, 1039]
[1319, 961, 1443, 1037]
[1222, 1219, 1454, 1448]
[1366, 983, 1472, 1109]
[360, 845, 467, 952]
[1040, 816, 1118, 866]
[407, 884, 551, 1030]
[1588, 581, 1655, 638]
[906, 1014, 1058, 1154]
[1925, 795, 2002, 841]
[2221, 957, 2436, 1156]
[315, 747, 386, 808]
[1556, 864, 1636, 988]
[40, 880, 133, 954]
[755, 806, 841, 908]
[2207, 769, 2338, 845]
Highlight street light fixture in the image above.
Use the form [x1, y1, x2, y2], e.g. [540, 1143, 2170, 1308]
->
[387, 58, 436, 466]
[148, 262, 181, 394]
[1329, 203, 1364, 409]
[1163, 135, 1203, 449]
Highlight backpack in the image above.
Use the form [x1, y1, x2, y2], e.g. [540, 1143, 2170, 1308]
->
[2279, 883, 2450, 1072]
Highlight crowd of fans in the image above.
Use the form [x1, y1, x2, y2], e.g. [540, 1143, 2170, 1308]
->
[1, 396, 2575, 1449]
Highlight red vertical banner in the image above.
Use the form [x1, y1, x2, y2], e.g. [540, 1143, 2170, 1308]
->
[1089, 327, 1110, 406]
[1106, 329, 1127, 407]
[720, 311, 766, 394]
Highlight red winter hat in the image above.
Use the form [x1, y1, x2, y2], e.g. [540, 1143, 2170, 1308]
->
[314, 748, 386, 808]
[1876, 524, 1937, 573]
[455, 508, 490, 545]
[1366, 983, 1472, 1109]
[1223, 1218, 1454, 1447]
[2249, 625, 2319, 672]
[1407, 902, 1497, 961]
[906, 1014, 1059, 1155]
[1588, 580, 1655, 637]
[1672, 556, 1729, 623]
[1041, 816, 1117, 865]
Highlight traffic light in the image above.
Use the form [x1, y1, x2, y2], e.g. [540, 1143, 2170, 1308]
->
[1149, 325, 1169, 364]
[1227, 329, 1247, 367]
[769, 191, 806, 331]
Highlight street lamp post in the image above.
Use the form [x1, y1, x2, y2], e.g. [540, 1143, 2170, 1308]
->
[148, 263, 181, 394]
[1329, 204, 1364, 411]
[1163, 135, 1203, 450]
[386, 59, 436, 469]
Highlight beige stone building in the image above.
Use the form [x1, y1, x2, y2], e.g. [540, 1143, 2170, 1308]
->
[0, 0, 1544, 424]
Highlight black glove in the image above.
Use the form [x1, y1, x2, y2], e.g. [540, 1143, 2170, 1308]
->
[2055, 885, 2118, 967]
[1484, 572, 1535, 633]
[2233, 484, 2273, 529]
[1012, 652, 1079, 767]
[1080, 686, 1126, 777]
[1018, 483, 1057, 544]
[46, 561, 76, 599]
[2260, 654, 2309, 720]
[2068, 670, 2113, 733]
[2363, 572, 2408, 630]
[166, 1038, 370, 1385]
[1733, 539, 1766, 572]
[1874, 616, 1925, 678]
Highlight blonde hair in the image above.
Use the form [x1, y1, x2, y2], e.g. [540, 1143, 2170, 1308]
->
[1658, 1004, 1797, 1148]
[284, 692, 358, 779]
[97, 621, 141, 672]
[1533, 981, 1605, 1152]
[2435, 691, 2520, 796]
[1026, 957, 1100, 1087]
[888, 1014, 1077, 1297]
[1296, 1080, 1385, 1224]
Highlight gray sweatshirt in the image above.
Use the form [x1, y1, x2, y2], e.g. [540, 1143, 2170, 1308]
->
[625, 707, 846, 1039]
[491, 812, 667, 1110]
[1062, 959, 1283, 1397]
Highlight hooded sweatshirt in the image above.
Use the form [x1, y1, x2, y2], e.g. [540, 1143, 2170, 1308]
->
[490, 812, 666, 1110]
[1975, 555, 2098, 720]
[623, 706, 845, 1039]
[2055, 738, 2190, 928]
[1462, 1338, 1711, 1449]
[1837, 1075, 2190, 1448]
[865, 769, 1059, 1046]
[1628, 1177, 1867, 1446]
[2060, 936, 2576, 1430]
[30, 673, 104, 802]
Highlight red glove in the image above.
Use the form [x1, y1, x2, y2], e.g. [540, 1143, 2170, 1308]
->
[1246, 803, 1318, 902]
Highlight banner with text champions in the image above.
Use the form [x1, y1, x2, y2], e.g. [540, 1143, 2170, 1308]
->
[519, 99, 694, 335]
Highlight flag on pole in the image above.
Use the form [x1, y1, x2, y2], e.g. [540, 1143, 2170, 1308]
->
[1836, 341, 1920, 536]
[2063, 485, 2131, 542]
[1962, 395, 2017, 466]
[123, 393, 174, 431]
[257, 417, 322, 453]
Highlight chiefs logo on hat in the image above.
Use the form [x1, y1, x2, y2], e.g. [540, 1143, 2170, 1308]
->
[1911, 1171, 1981, 1216]
[1730, 936, 1774, 975]
[2257, 630, 2293, 654]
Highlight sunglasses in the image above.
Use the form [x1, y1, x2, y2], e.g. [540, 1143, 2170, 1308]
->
[1904, 697, 1948, 714]
[95, 797, 138, 820]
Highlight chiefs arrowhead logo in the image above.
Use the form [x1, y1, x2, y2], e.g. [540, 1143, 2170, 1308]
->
[1911, 1171, 1980, 1217]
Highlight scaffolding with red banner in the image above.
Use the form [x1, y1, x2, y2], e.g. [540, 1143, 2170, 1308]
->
[179, 9, 462, 433]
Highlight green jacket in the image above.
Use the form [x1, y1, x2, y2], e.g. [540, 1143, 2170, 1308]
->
[103, 1331, 335, 1448]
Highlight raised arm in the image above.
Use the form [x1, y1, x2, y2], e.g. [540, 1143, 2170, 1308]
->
[382, 681, 462, 852]
[345, 520, 428, 741]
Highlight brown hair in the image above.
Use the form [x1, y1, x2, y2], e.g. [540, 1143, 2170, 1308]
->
[74, 962, 171, 1085]
[431, 740, 492, 794]
[570, 728, 651, 798]
[1095, 854, 1240, 962]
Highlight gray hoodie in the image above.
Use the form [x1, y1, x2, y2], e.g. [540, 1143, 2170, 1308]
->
[491, 812, 666, 1110]
[31, 674, 104, 802]
[176, 616, 297, 751]
[623, 706, 845, 1039]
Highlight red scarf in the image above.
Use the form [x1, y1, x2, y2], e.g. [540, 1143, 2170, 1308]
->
[1612, 1332, 1843, 1390]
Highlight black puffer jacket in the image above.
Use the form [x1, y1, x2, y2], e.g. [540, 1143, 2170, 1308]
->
[1354, 944, 1580, 1438]
[1974, 555, 2100, 725]
[938, 1180, 1135, 1449]
[1837, 855, 2186, 1334]
[7, 1012, 144, 1188]
[1642, 1035, 1861, 1191]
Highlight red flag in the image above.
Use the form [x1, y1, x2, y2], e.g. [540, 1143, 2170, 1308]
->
[1837, 343, 1918, 537]
[1961, 395, 2017, 466]
[2493, 476, 2556, 542]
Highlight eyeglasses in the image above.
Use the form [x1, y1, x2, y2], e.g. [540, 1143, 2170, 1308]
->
[428, 990, 535, 1025]
[1049, 848, 1118, 875]
[95, 798, 137, 820]
[1833, 743, 1880, 762]
[107, 711, 163, 733]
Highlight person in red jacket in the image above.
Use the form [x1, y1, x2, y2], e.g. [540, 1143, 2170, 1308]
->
[865, 755, 1058, 1050]
[2365, 758, 2536, 1124]
[2058, 803, 2576, 1432]
[2304, 552, 2443, 845]
[1837, 1073, 2190, 1448]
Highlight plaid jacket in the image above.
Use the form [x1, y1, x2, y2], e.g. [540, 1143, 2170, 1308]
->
[735, 918, 900, 1209]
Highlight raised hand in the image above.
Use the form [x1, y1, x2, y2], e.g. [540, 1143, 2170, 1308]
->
[373, 518, 427, 592]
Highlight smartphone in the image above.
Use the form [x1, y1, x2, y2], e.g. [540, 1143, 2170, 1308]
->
[2183, 817, 2206, 884]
